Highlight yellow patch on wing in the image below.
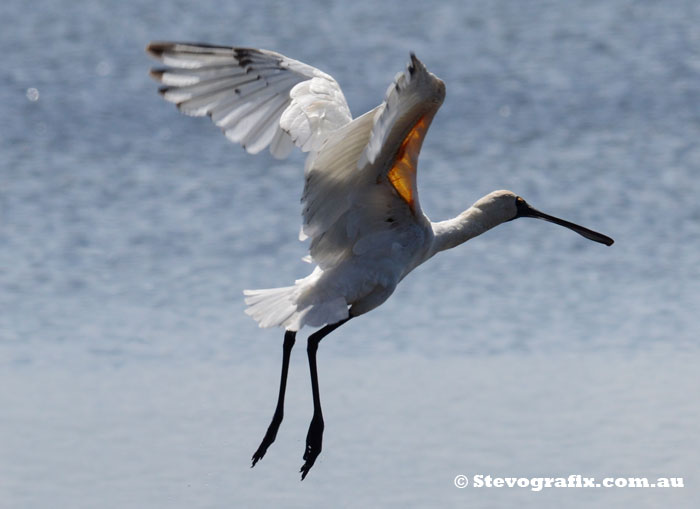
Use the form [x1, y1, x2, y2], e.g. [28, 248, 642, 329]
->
[387, 115, 431, 214]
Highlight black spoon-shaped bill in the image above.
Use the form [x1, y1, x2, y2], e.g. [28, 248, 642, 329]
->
[515, 198, 614, 246]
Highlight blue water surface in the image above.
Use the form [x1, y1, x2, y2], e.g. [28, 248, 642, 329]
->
[1, 1, 698, 507]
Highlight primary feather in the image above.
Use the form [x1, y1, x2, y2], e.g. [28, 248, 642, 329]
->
[147, 42, 352, 158]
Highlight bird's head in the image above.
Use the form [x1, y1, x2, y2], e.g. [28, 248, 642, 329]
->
[476, 190, 614, 246]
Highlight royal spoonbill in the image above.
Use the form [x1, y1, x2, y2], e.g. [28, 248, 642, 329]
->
[146, 42, 614, 479]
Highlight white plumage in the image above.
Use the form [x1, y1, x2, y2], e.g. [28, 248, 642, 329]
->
[148, 43, 447, 331]
[147, 42, 613, 332]
[147, 41, 613, 479]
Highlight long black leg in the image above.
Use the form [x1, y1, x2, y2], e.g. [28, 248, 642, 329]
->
[300, 317, 351, 480]
[251, 330, 296, 467]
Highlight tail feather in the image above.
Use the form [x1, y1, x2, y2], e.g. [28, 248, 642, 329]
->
[243, 274, 349, 331]
[244, 286, 301, 330]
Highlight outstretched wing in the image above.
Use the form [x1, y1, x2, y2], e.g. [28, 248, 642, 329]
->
[146, 42, 352, 158]
[301, 54, 446, 269]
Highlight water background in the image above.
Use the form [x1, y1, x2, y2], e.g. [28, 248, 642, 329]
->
[1, 0, 699, 507]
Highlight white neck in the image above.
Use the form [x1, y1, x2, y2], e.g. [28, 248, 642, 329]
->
[430, 208, 492, 255]
[428, 191, 518, 257]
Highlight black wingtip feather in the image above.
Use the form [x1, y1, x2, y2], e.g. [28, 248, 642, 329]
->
[146, 41, 235, 59]
[408, 52, 419, 75]
[149, 68, 166, 82]
[146, 41, 172, 58]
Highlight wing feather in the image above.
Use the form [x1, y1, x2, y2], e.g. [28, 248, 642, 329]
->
[148, 45, 446, 277]
[240, 95, 292, 153]
[300, 54, 445, 270]
[147, 42, 352, 158]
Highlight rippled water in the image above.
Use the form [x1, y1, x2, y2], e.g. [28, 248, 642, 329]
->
[2, 0, 699, 507]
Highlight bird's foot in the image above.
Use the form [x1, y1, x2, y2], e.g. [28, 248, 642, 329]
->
[250, 440, 270, 468]
[299, 415, 324, 480]
[251, 413, 282, 467]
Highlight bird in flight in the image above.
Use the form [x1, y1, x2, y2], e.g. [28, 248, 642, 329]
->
[146, 42, 614, 479]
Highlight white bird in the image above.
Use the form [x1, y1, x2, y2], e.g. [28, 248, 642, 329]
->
[146, 42, 614, 479]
